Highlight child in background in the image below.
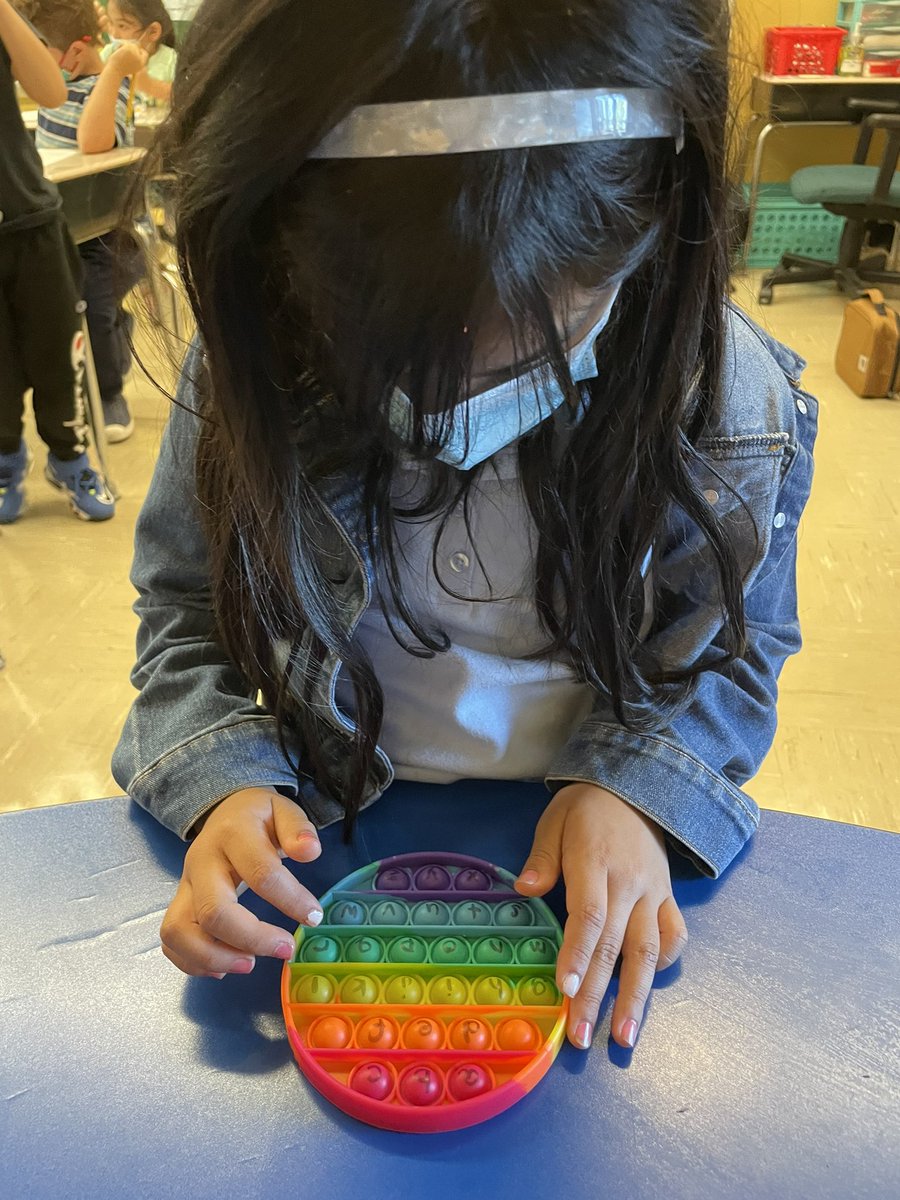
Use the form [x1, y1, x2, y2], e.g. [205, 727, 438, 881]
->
[25, 0, 146, 443]
[99, 0, 176, 107]
[115, 0, 817, 1054]
[0, 0, 113, 521]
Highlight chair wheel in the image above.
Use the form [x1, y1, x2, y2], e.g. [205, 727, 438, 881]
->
[758, 285, 773, 305]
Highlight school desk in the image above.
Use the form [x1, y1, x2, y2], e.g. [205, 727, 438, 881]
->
[1, 782, 897, 1200]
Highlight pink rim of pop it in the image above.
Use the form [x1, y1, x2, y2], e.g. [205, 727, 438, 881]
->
[281, 851, 568, 1133]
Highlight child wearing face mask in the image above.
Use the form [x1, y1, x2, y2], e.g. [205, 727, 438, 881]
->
[113, 0, 818, 1059]
[98, 0, 175, 107]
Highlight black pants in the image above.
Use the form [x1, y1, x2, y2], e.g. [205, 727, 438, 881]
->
[0, 217, 86, 460]
[79, 233, 144, 404]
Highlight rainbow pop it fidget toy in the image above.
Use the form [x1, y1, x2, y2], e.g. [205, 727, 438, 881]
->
[281, 852, 568, 1132]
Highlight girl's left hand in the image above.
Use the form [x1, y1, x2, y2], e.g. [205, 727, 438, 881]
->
[515, 783, 688, 1052]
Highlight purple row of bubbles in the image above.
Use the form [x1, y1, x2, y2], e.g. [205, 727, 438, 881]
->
[375, 864, 495, 893]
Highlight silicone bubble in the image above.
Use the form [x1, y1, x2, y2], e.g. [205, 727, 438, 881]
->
[454, 867, 491, 891]
[448, 1017, 491, 1052]
[451, 901, 492, 927]
[428, 975, 469, 1005]
[350, 1062, 395, 1101]
[430, 936, 470, 965]
[387, 935, 428, 965]
[516, 937, 557, 966]
[375, 867, 412, 892]
[291, 974, 334, 1004]
[517, 977, 561, 1006]
[496, 1018, 541, 1052]
[493, 901, 534, 927]
[339, 975, 380, 1004]
[414, 865, 453, 891]
[382, 974, 425, 1005]
[301, 936, 340, 964]
[447, 1064, 493, 1102]
[401, 1017, 444, 1051]
[472, 975, 514, 1005]
[398, 1065, 444, 1107]
[328, 900, 367, 926]
[473, 936, 514, 965]
[411, 900, 452, 926]
[370, 899, 409, 926]
[308, 1015, 353, 1049]
[345, 936, 383, 963]
[356, 1016, 400, 1051]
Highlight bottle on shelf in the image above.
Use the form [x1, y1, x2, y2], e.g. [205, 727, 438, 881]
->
[840, 22, 866, 74]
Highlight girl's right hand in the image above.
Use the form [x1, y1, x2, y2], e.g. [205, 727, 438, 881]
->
[159, 787, 325, 978]
[107, 40, 148, 77]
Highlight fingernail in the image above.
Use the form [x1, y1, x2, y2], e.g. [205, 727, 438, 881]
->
[306, 909, 324, 927]
[561, 972, 581, 998]
[622, 1019, 639, 1048]
[518, 869, 539, 886]
[575, 1020, 593, 1049]
[211, 972, 226, 980]
[274, 941, 294, 960]
[231, 957, 255, 974]
[297, 831, 320, 845]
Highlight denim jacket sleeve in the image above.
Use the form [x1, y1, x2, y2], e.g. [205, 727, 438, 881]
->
[546, 308, 819, 878]
[110, 345, 305, 838]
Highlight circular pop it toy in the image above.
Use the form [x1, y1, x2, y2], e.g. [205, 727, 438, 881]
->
[281, 852, 568, 1133]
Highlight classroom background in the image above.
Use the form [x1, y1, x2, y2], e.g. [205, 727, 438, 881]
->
[1, 0, 898, 839]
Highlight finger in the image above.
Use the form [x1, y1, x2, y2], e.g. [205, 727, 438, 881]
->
[610, 897, 661, 1049]
[514, 802, 566, 896]
[187, 844, 317, 962]
[224, 835, 323, 930]
[554, 816, 619, 1006]
[270, 794, 322, 864]
[657, 896, 689, 970]
[159, 880, 262, 977]
[565, 901, 631, 1050]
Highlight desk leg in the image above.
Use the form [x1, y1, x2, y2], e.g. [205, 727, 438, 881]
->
[78, 304, 119, 501]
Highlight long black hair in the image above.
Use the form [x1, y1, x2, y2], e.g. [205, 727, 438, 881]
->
[150, 0, 742, 835]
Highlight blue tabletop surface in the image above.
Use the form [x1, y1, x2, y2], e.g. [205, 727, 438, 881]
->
[1, 781, 898, 1200]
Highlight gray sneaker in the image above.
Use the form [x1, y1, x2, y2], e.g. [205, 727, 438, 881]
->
[103, 395, 135, 444]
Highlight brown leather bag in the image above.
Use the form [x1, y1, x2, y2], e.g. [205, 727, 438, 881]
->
[835, 288, 900, 398]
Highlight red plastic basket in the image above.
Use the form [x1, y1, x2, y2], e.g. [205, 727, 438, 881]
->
[765, 26, 845, 76]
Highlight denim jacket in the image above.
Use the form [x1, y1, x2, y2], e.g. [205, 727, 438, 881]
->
[112, 304, 818, 878]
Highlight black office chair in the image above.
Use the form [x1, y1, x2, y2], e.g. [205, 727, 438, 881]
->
[759, 101, 900, 305]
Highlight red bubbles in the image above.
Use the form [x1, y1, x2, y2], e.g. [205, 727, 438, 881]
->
[349, 1062, 395, 1101]
[448, 1064, 493, 1101]
[398, 1065, 444, 1106]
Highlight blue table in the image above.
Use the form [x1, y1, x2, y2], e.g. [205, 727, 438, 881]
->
[1, 782, 897, 1200]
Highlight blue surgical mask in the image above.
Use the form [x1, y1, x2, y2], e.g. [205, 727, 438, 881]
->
[389, 286, 620, 470]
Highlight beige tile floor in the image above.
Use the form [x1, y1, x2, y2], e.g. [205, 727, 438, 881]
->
[1, 274, 898, 833]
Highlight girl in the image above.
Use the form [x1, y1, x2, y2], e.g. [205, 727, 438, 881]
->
[100, 0, 175, 105]
[113, 0, 817, 1054]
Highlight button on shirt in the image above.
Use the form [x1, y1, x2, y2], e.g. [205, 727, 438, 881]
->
[334, 442, 596, 783]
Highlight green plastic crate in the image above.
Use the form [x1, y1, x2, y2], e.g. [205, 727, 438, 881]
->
[744, 184, 845, 269]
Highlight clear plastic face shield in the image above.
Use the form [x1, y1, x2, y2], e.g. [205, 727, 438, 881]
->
[310, 88, 684, 468]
